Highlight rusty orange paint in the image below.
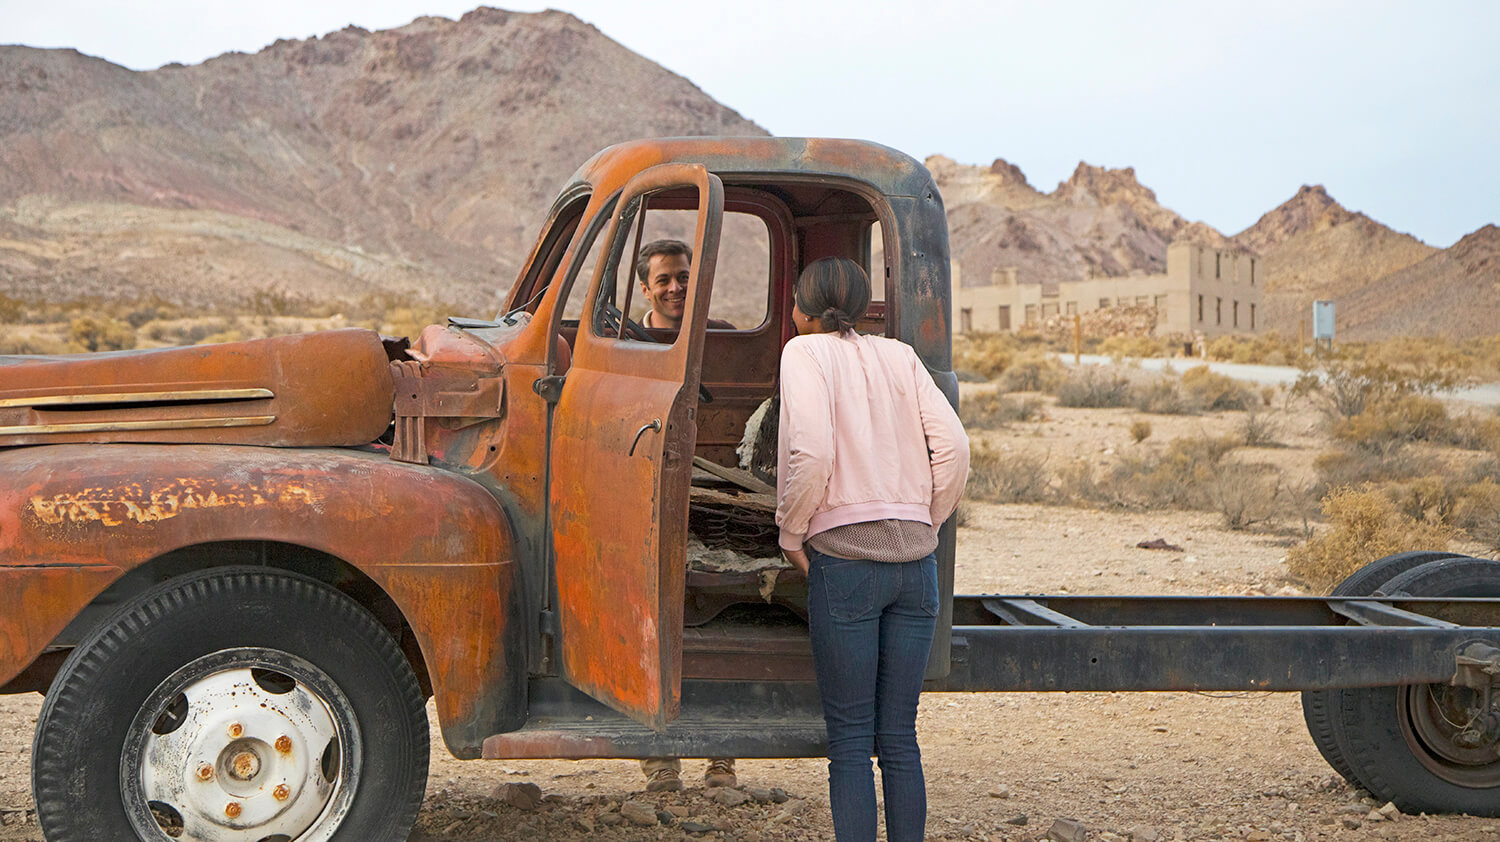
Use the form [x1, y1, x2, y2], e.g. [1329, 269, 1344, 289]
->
[0, 329, 393, 448]
[0, 565, 120, 687]
[0, 443, 519, 758]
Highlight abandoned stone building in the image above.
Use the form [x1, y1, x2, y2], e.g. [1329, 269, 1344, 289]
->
[953, 241, 1262, 338]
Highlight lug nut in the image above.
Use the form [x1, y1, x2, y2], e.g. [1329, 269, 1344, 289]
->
[196, 763, 214, 781]
[228, 722, 243, 738]
[273, 784, 291, 801]
[275, 735, 292, 753]
[225, 802, 242, 819]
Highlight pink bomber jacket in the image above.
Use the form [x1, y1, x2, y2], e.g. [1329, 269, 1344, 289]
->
[775, 331, 970, 553]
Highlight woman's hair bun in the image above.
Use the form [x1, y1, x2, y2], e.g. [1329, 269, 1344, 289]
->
[796, 257, 871, 335]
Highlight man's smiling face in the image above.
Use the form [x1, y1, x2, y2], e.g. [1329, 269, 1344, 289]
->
[640, 252, 691, 328]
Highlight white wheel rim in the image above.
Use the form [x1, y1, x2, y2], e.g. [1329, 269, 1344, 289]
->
[121, 649, 361, 842]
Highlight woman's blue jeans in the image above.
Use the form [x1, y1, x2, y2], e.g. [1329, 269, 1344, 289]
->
[807, 548, 938, 842]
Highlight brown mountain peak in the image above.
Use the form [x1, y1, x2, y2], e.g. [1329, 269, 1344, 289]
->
[1445, 223, 1500, 267]
[987, 157, 1032, 189]
[1235, 184, 1357, 252]
[1053, 161, 1158, 208]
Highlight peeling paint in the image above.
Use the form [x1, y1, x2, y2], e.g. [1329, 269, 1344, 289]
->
[29, 478, 319, 527]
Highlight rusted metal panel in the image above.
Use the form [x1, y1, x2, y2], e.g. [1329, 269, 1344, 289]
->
[0, 329, 394, 448]
[0, 565, 120, 687]
[0, 443, 522, 757]
[548, 164, 723, 729]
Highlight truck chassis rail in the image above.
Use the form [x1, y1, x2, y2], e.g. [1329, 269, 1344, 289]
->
[931, 595, 1500, 693]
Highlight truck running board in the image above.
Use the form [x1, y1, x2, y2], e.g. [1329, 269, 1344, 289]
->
[482, 678, 829, 759]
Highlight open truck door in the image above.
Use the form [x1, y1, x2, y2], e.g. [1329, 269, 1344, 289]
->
[548, 164, 724, 730]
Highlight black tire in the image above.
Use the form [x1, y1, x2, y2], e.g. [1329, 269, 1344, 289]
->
[1302, 551, 1465, 785]
[1333, 556, 1500, 814]
[33, 567, 429, 841]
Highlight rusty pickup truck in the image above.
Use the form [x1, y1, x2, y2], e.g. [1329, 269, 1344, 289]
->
[5, 137, 1500, 841]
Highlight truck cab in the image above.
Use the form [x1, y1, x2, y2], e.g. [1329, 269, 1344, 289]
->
[0, 137, 956, 841]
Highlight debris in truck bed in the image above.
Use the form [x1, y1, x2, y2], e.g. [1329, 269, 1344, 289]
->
[686, 536, 788, 575]
[737, 396, 778, 487]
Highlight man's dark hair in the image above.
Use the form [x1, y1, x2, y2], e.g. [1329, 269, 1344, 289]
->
[635, 239, 693, 283]
[795, 257, 870, 335]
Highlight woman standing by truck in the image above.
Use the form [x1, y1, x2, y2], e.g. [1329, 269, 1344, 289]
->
[776, 257, 971, 842]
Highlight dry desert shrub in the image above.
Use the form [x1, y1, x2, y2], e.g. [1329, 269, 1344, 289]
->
[1286, 487, 1453, 593]
[0, 333, 67, 355]
[0, 294, 22, 323]
[1129, 377, 1194, 415]
[1294, 353, 1460, 421]
[1129, 419, 1153, 443]
[1448, 412, 1500, 452]
[1060, 434, 1286, 528]
[960, 392, 1045, 430]
[998, 352, 1066, 393]
[1102, 435, 1233, 508]
[966, 446, 1051, 504]
[1096, 334, 1176, 360]
[1313, 443, 1436, 494]
[1053, 368, 1133, 408]
[66, 315, 136, 352]
[1180, 366, 1256, 411]
[1239, 410, 1281, 447]
[1204, 331, 1298, 366]
[143, 318, 235, 346]
[952, 333, 1023, 381]
[1452, 480, 1500, 555]
[1209, 461, 1287, 530]
[1332, 394, 1451, 449]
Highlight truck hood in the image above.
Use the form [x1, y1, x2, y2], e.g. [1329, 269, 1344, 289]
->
[0, 329, 394, 448]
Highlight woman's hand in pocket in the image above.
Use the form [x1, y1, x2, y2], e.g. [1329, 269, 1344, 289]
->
[783, 547, 810, 575]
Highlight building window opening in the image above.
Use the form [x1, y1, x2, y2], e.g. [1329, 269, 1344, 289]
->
[1025, 304, 1038, 326]
[1250, 303, 1256, 330]
[1233, 300, 1239, 328]
[1216, 297, 1222, 326]
[998, 305, 1011, 331]
[1198, 294, 1204, 322]
[1215, 252, 1221, 279]
[960, 307, 972, 334]
[1065, 301, 1077, 316]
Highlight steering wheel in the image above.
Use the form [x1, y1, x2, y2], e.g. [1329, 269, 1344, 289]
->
[600, 302, 714, 404]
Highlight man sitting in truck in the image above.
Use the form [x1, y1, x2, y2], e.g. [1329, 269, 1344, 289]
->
[636, 238, 734, 332]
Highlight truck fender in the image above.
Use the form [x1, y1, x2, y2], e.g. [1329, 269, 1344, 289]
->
[0, 442, 525, 757]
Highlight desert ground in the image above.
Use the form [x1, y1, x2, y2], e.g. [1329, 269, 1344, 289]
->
[1, 374, 1497, 841]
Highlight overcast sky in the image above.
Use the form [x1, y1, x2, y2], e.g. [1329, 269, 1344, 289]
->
[4, 0, 1497, 247]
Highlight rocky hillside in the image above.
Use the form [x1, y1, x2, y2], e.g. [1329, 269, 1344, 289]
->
[0, 8, 764, 317]
[1335, 224, 1500, 340]
[1233, 186, 1437, 336]
[935, 156, 1495, 340]
[930, 156, 1237, 292]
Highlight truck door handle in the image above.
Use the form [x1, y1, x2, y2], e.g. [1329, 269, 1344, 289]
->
[628, 419, 663, 456]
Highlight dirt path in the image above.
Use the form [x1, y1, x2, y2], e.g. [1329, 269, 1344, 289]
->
[2, 502, 1496, 840]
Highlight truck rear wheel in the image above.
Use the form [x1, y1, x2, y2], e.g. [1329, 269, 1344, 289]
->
[1334, 556, 1500, 814]
[32, 567, 429, 842]
[1302, 550, 1464, 785]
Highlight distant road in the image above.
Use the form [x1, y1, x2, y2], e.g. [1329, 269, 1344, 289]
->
[1060, 354, 1500, 407]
